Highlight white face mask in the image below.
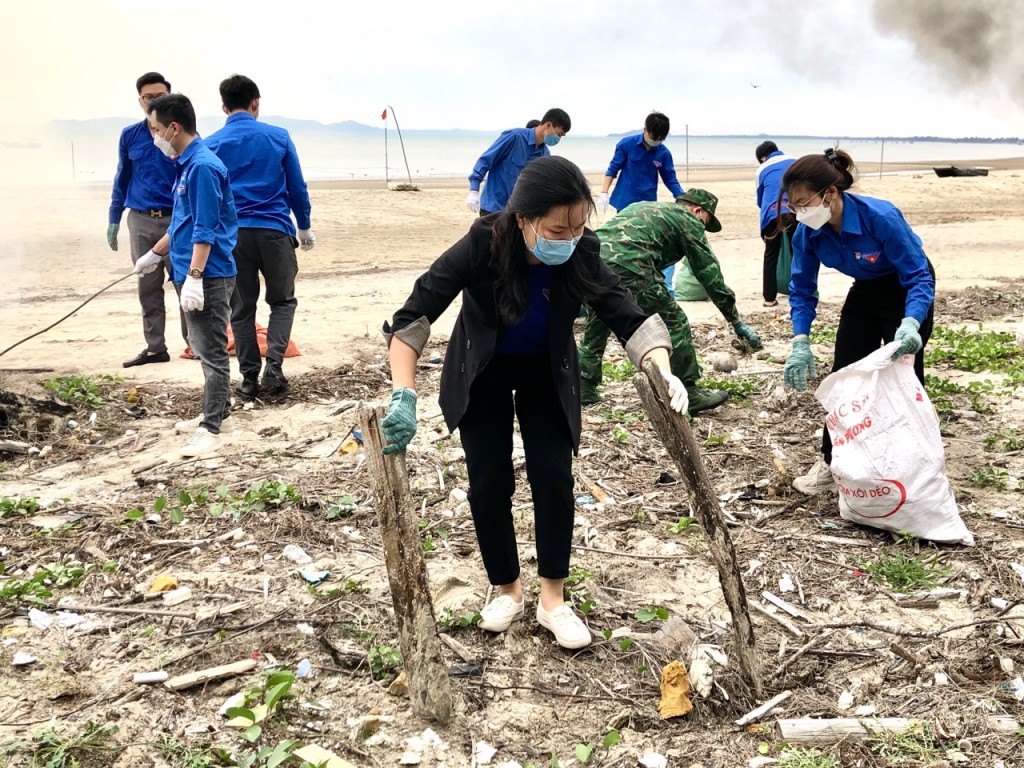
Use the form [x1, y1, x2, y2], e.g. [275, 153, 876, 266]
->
[153, 127, 176, 158]
[795, 198, 832, 230]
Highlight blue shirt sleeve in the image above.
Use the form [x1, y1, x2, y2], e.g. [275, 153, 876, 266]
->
[189, 163, 224, 246]
[283, 136, 312, 230]
[658, 149, 684, 198]
[756, 177, 765, 209]
[789, 226, 821, 336]
[109, 128, 131, 224]
[604, 139, 627, 178]
[468, 132, 516, 191]
[870, 210, 935, 323]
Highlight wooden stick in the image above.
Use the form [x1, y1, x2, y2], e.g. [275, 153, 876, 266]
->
[734, 690, 793, 726]
[776, 716, 1021, 745]
[776, 631, 836, 677]
[762, 591, 815, 623]
[54, 604, 195, 619]
[360, 406, 453, 724]
[634, 361, 762, 698]
[438, 633, 477, 664]
[751, 603, 805, 638]
[0, 439, 31, 455]
[164, 659, 257, 691]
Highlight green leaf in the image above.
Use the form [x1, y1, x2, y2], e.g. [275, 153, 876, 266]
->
[601, 629, 612, 640]
[265, 739, 300, 768]
[635, 607, 660, 623]
[176, 490, 192, 506]
[619, 637, 635, 651]
[209, 503, 223, 518]
[125, 508, 144, 521]
[239, 724, 262, 743]
[225, 706, 256, 723]
[579, 599, 595, 615]
[154, 495, 168, 513]
[602, 729, 621, 748]
[169, 508, 185, 524]
[264, 680, 292, 712]
[574, 743, 594, 764]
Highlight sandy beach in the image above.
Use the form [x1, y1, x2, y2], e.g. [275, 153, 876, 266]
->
[1, 158, 1022, 381]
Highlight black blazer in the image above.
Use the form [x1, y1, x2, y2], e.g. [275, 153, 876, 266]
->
[384, 216, 659, 451]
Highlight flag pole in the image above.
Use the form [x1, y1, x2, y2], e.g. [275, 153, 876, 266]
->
[388, 104, 414, 186]
[382, 108, 390, 184]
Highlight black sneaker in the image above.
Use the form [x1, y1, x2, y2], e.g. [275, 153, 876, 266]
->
[235, 375, 259, 400]
[261, 360, 288, 394]
[685, 384, 730, 416]
[580, 382, 603, 405]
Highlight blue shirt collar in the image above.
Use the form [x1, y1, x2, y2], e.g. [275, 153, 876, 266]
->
[176, 136, 203, 166]
[226, 112, 256, 125]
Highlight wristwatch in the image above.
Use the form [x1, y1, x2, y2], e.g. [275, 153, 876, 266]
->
[187, 267, 203, 278]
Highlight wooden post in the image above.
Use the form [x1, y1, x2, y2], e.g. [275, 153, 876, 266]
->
[359, 406, 453, 724]
[634, 361, 763, 698]
[777, 716, 1021, 745]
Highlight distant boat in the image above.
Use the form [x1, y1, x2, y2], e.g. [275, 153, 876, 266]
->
[2, 140, 41, 150]
[933, 166, 989, 178]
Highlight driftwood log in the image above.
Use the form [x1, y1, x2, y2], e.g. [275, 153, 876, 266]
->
[634, 360, 763, 698]
[359, 406, 453, 724]
[775, 716, 1021, 745]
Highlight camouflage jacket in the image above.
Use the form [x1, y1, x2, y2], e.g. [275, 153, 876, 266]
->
[595, 201, 739, 323]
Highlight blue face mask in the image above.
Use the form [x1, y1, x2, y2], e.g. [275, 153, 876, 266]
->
[544, 132, 561, 147]
[527, 220, 580, 265]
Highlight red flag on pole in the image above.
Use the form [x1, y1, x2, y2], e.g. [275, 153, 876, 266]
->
[381, 109, 387, 120]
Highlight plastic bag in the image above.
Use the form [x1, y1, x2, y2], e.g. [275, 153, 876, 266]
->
[776, 229, 792, 296]
[815, 341, 974, 545]
[673, 259, 709, 302]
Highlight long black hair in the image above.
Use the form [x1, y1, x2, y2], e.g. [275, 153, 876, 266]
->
[772, 148, 857, 236]
[490, 156, 604, 325]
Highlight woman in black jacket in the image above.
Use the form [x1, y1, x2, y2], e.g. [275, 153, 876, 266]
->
[380, 156, 686, 649]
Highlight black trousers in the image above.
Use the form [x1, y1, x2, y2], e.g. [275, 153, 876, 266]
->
[761, 216, 795, 302]
[822, 267, 935, 464]
[230, 227, 298, 377]
[457, 354, 575, 584]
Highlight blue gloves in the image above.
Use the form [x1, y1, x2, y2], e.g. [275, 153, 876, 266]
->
[892, 317, 922, 359]
[783, 336, 815, 391]
[733, 321, 762, 350]
[381, 388, 417, 455]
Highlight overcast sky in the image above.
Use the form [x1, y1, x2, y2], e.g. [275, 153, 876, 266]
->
[1, 0, 1021, 138]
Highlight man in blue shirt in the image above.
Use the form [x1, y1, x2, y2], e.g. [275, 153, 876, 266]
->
[466, 108, 571, 215]
[138, 94, 238, 458]
[206, 74, 314, 399]
[108, 72, 190, 367]
[599, 112, 684, 296]
[755, 141, 796, 306]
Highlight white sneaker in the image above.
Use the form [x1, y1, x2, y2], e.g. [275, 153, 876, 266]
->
[793, 458, 837, 495]
[180, 427, 221, 458]
[536, 602, 592, 649]
[478, 594, 525, 632]
[175, 413, 230, 434]
[175, 414, 204, 434]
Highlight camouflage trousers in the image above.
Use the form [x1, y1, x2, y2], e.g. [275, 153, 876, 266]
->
[579, 280, 701, 388]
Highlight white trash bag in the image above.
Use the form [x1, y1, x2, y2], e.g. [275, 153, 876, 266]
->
[815, 341, 974, 546]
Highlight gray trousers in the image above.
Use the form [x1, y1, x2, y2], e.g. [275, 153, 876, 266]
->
[184, 277, 235, 435]
[128, 210, 189, 352]
[230, 228, 298, 378]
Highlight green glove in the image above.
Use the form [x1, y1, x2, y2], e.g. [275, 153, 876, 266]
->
[732, 320, 762, 350]
[107, 223, 119, 251]
[783, 336, 815, 391]
[381, 388, 417, 455]
[892, 317, 922, 359]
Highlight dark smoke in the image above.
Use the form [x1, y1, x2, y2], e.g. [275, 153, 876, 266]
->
[872, 0, 1024, 99]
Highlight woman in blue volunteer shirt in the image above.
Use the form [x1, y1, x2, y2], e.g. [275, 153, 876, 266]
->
[779, 149, 935, 495]
[379, 156, 687, 650]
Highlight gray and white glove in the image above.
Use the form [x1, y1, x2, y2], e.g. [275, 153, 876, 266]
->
[297, 229, 316, 251]
[465, 190, 480, 213]
[179, 275, 204, 312]
[660, 370, 688, 413]
[133, 249, 163, 276]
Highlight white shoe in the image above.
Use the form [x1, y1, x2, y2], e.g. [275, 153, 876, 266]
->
[175, 414, 204, 434]
[180, 427, 221, 458]
[478, 594, 525, 632]
[793, 458, 837, 495]
[536, 602, 592, 649]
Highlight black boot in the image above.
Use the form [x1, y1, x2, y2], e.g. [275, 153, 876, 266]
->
[235, 374, 259, 400]
[262, 359, 288, 394]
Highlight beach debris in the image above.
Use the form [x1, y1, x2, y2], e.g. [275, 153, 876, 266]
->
[388, 669, 410, 697]
[651, 616, 697, 655]
[296, 658, 313, 679]
[639, 754, 668, 768]
[658, 660, 693, 718]
[778, 573, 795, 594]
[133, 670, 169, 685]
[837, 690, 855, 710]
[854, 705, 877, 717]
[735, 691, 794, 726]
[709, 352, 738, 372]
[299, 568, 330, 585]
[28, 608, 53, 631]
[293, 744, 358, 768]
[295, 623, 316, 636]
[147, 574, 178, 593]
[474, 740, 498, 765]
[688, 654, 714, 698]
[218, 692, 246, 716]
[12, 651, 37, 667]
[282, 544, 313, 565]
[400, 728, 448, 765]
[162, 587, 192, 606]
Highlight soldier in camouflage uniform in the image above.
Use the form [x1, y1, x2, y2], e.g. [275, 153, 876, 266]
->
[578, 189, 763, 415]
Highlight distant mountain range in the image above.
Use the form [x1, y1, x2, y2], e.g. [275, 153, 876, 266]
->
[41, 118, 1022, 144]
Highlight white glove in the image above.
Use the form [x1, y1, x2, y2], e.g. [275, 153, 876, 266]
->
[465, 190, 480, 213]
[660, 370, 689, 413]
[1017, 319, 1024, 348]
[599, 192, 610, 214]
[133, 249, 163, 276]
[179, 275, 204, 312]
[298, 229, 316, 251]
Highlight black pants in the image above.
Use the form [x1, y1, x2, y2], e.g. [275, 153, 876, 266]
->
[479, 208, 495, 218]
[761, 216, 795, 302]
[230, 228, 298, 378]
[457, 354, 575, 584]
[822, 267, 935, 464]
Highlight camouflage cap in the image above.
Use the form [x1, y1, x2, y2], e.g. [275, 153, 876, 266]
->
[675, 188, 722, 233]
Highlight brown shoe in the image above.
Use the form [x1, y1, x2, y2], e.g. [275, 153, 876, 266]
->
[180, 347, 197, 360]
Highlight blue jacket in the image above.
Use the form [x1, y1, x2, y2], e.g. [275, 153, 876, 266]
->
[108, 119, 178, 223]
[468, 127, 548, 212]
[606, 134, 684, 210]
[168, 138, 238, 283]
[755, 151, 795, 232]
[205, 112, 311, 236]
[790, 192, 934, 336]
